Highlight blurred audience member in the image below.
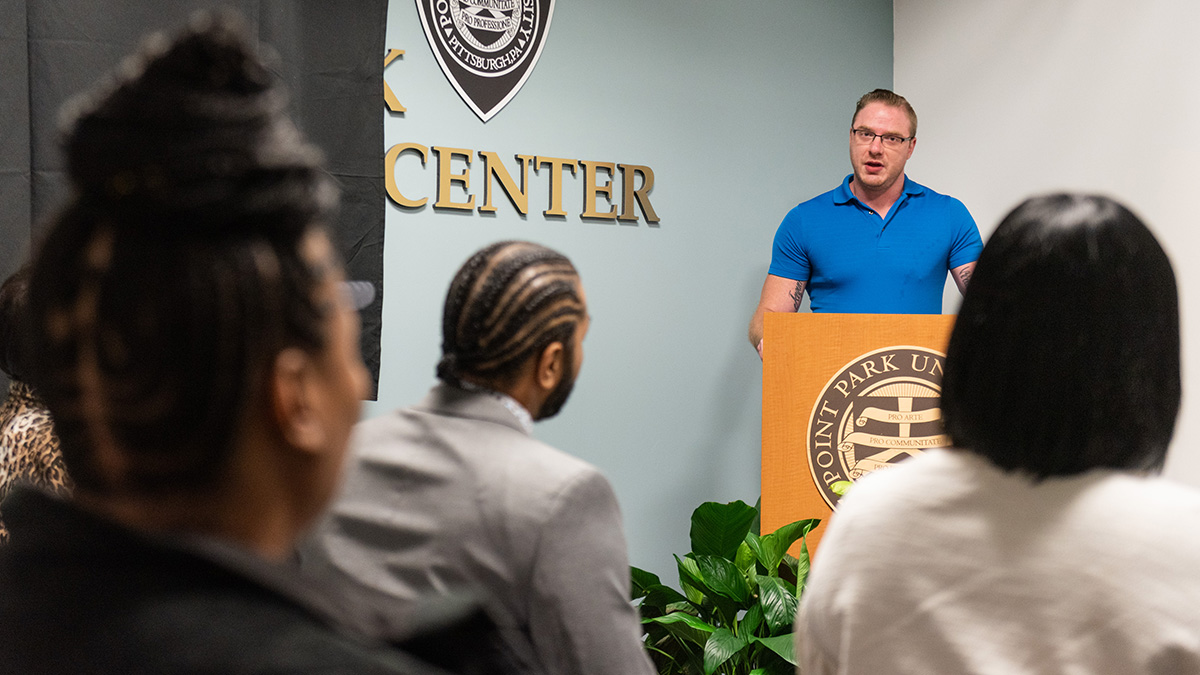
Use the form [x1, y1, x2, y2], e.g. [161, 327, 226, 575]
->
[0, 13, 446, 674]
[796, 194, 1200, 674]
[303, 241, 655, 675]
[0, 264, 71, 542]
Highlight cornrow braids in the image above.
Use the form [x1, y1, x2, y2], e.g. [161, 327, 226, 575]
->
[438, 241, 584, 386]
[26, 12, 337, 496]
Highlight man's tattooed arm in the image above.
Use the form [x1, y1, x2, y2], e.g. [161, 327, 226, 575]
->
[952, 262, 976, 295]
[790, 280, 807, 311]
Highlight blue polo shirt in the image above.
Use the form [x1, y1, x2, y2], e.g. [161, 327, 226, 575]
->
[769, 175, 982, 314]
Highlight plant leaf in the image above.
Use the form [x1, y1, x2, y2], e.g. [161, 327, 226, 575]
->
[758, 518, 820, 574]
[638, 583, 690, 614]
[644, 640, 685, 668]
[674, 555, 712, 610]
[676, 554, 705, 592]
[745, 566, 760, 593]
[780, 577, 798, 596]
[779, 553, 798, 582]
[830, 480, 854, 496]
[741, 602, 765, 636]
[744, 531, 765, 568]
[665, 600, 694, 614]
[769, 518, 820, 555]
[752, 633, 797, 665]
[677, 554, 739, 625]
[756, 532, 787, 577]
[643, 611, 716, 647]
[694, 554, 752, 604]
[703, 627, 749, 675]
[690, 500, 759, 559]
[647, 627, 706, 673]
[758, 576, 799, 632]
[795, 537, 812, 600]
[734, 540, 756, 574]
[631, 566, 661, 600]
[760, 654, 798, 675]
[672, 557, 711, 617]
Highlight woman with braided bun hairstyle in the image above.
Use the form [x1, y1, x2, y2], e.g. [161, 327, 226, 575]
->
[0, 13, 445, 674]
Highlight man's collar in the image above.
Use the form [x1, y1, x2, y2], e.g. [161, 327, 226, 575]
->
[835, 174, 923, 206]
[833, 174, 857, 204]
[456, 380, 535, 434]
[418, 382, 534, 435]
[902, 176, 924, 197]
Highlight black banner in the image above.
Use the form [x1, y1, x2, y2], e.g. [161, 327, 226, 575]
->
[1, 0, 386, 397]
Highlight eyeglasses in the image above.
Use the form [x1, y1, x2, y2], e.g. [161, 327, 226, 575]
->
[851, 128, 913, 149]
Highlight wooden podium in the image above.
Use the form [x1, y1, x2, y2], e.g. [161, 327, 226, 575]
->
[761, 312, 955, 553]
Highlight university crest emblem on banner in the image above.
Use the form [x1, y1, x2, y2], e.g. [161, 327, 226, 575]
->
[416, 0, 555, 122]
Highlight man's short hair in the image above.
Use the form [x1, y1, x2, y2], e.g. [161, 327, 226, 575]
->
[437, 241, 584, 386]
[26, 13, 338, 495]
[853, 88, 918, 138]
[941, 193, 1179, 479]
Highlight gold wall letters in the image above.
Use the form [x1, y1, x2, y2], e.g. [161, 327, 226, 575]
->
[385, 142, 660, 224]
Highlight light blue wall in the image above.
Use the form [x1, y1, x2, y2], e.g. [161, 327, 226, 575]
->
[374, 1, 893, 577]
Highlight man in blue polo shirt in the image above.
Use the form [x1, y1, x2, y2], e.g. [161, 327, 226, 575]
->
[748, 89, 982, 358]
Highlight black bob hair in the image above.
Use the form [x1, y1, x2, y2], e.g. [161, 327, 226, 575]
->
[941, 193, 1179, 479]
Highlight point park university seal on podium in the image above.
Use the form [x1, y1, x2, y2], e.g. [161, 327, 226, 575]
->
[807, 346, 951, 509]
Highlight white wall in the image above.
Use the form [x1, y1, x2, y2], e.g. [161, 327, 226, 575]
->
[895, 0, 1200, 482]
[375, 0, 893, 576]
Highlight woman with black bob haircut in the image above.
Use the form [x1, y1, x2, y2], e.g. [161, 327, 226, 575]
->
[796, 194, 1200, 675]
[0, 12, 443, 674]
[941, 193, 1180, 477]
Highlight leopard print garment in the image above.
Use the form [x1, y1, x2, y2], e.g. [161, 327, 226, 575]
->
[0, 380, 72, 543]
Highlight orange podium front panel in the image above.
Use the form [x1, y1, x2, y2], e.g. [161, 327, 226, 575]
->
[761, 312, 955, 554]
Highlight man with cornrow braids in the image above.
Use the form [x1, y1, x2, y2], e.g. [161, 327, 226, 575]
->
[304, 241, 656, 675]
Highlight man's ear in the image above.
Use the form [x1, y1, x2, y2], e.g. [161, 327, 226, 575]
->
[535, 341, 565, 392]
[269, 347, 326, 455]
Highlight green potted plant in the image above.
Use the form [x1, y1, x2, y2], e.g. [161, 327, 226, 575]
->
[631, 500, 819, 675]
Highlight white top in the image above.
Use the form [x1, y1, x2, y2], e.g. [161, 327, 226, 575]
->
[796, 448, 1200, 675]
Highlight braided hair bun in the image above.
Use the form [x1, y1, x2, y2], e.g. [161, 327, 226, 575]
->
[61, 10, 335, 240]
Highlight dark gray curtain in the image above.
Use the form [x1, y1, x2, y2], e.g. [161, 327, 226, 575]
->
[0, 0, 32, 291]
[2, 0, 386, 396]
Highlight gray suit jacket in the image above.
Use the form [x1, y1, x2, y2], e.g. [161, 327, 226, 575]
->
[304, 384, 654, 675]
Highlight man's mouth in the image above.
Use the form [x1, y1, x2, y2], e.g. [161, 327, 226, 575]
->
[865, 161, 884, 171]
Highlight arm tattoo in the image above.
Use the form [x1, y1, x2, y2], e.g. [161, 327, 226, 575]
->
[956, 267, 973, 287]
[790, 280, 806, 311]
